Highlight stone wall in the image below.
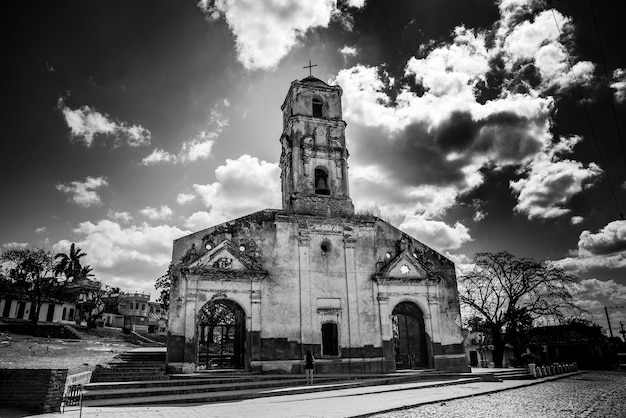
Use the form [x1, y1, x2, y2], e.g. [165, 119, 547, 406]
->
[0, 369, 68, 413]
[0, 322, 79, 339]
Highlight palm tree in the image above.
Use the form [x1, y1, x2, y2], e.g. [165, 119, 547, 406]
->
[54, 243, 86, 282]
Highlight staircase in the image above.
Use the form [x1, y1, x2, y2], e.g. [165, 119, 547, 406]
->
[490, 368, 534, 381]
[90, 348, 168, 383]
[81, 370, 482, 407]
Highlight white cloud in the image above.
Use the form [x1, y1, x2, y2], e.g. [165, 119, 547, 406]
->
[333, 2, 599, 232]
[510, 137, 602, 219]
[53, 220, 190, 297]
[496, 5, 594, 93]
[611, 68, 626, 103]
[142, 149, 176, 165]
[140, 205, 173, 221]
[399, 216, 472, 251]
[575, 278, 626, 303]
[56, 176, 108, 207]
[184, 211, 224, 230]
[473, 211, 486, 223]
[553, 220, 626, 273]
[141, 149, 177, 165]
[199, 0, 364, 70]
[405, 26, 490, 97]
[180, 134, 215, 163]
[340, 45, 358, 59]
[336, 62, 553, 220]
[192, 154, 281, 220]
[556, 252, 626, 272]
[108, 210, 133, 223]
[176, 193, 196, 205]
[571, 216, 584, 225]
[578, 220, 626, 256]
[502, 10, 565, 62]
[2, 242, 29, 250]
[142, 108, 226, 165]
[58, 98, 151, 147]
[533, 43, 595, 92]
[34, 227, 47, 234]
[223, 98, 231, 107]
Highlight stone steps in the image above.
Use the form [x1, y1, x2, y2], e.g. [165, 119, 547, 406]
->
[82, 372, 482, 407]
[90, 349, 168, 383]
[491, 368, 534, 380]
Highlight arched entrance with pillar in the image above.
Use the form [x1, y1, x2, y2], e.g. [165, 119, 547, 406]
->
[392, 301, 429, 369]
[197, 299, 246, 369]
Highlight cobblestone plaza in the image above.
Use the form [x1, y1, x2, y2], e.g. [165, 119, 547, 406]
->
[9, 371, 623, 418]
[374, 372, 626, 418]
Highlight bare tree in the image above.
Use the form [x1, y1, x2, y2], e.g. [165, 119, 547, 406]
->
[1, 247, 60, 325]
[458, 251, 582, 367]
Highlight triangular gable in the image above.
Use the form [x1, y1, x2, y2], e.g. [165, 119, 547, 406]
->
[378, 250, 428, 280]
[188, 240, 255, 271]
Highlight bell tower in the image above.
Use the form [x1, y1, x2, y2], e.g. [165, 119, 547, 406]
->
[279, 75, 354, 217]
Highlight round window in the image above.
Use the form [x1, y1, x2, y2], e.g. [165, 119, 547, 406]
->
[321, 239, 332, 254]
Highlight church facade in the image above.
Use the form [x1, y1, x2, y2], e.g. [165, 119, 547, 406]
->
[166, 76, 469, 374]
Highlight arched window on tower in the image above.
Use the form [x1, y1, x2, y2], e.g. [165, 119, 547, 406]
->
[315, 167, 330, 195]
[312, 97, 323, 118]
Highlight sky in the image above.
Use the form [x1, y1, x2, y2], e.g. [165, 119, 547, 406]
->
[3, 0, 625, 337]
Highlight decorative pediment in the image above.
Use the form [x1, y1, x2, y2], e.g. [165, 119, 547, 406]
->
[376, 250, 429, 282]
[188, 240, 263, 272]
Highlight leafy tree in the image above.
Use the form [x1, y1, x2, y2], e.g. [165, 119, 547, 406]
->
[1, 247, 61, 324]
[54, 243, 87, 282]
[54, 244, 104, 327]
[458, 251, 582, 367]
[155, 265, 172, 312]
[465, 316, 494, 366]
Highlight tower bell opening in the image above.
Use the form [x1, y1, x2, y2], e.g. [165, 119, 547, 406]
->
[315, 167, 330, 195]
[312, 97, 323, 118]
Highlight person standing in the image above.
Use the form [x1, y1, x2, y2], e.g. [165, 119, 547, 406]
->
[304, 350, 315, 384]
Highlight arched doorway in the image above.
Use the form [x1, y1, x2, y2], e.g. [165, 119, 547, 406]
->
[392, 301, 429, 369]
[197, 299, 246, 369]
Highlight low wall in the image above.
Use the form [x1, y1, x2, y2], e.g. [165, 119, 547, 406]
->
[0, 322, 79, 339]
[0, 369, 68, 413]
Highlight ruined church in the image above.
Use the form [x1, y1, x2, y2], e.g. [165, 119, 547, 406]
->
[166, 76, 468, 374]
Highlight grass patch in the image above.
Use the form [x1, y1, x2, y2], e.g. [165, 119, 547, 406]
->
[0, 329, 133, 375]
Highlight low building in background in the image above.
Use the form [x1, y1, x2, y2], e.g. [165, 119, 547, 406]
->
[1, 286, 167, 334]
[101, 291, 167, 333]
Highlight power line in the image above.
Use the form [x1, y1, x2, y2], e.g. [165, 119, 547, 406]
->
[550, 9, 624, 220]
[589, 0, 626, 173]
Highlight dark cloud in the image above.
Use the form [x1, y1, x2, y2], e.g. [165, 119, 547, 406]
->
[475, 112, 545, 162]
[350, 109, 546, 191]
[350, 122, 470, 188]
[436, 111, 479, 152]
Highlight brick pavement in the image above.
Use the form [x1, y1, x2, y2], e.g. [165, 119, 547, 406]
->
[1, 371, 584, 418]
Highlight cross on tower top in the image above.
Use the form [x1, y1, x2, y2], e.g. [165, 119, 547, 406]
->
[303, 60, 318, 76]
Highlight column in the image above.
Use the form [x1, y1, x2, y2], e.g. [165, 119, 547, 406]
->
[250, 278, 262, 362]
[343, 237, 361, 349]
[298, 230, 313, 348]
[377, 293, 391, 340]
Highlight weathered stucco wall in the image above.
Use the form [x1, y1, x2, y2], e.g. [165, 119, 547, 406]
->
[167, 211, 468, 374]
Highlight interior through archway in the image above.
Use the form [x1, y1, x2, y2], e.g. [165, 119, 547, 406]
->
[197, 299, 246, 369]
[392, 301, 429, 369]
